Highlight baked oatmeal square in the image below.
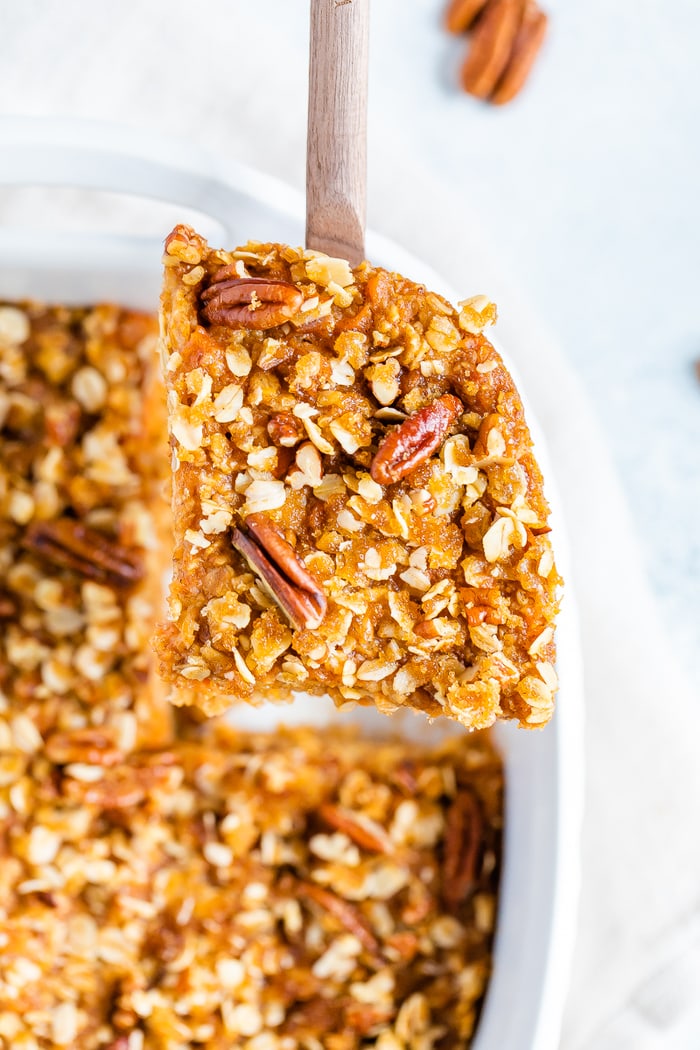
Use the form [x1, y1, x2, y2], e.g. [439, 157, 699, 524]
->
[155, 226, 561, 728]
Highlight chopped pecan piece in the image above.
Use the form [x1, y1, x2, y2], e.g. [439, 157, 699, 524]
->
[62, 768, 147, 810]
[22, 519, 143, 587]
[165, 223, 207, 264]
[45, 400, 82, 447]
[62, 754, 176, 809]
[454, 0, 548, 104]
[103, 1039, 130, 1050]
[414, 619, 442, 639]
[45, 728, 124, 767]
[156, 230, 560, 730]
[319, 802, 393, 854]
[391, 761, 420, 796]
[270, 444, 297, 480]
[2, 717, 502, 1046]
[297, 880, 382, 959]
[344, 1001, 394, 1034]
[231, 515, 326, 630]
[385, 930, 420, 961]
[443, 788, 484, 910]
[370, 394, 463, 485]
[401, 883, 435, 925]
[200, 271, 303, 329]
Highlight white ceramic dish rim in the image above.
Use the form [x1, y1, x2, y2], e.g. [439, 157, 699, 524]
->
[0, 116, 585, 1050]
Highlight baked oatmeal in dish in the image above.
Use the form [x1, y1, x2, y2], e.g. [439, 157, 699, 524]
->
[0, 722, 502, 1049]
[155, 226, 561, 728]
[0, 294, 504, 1050]
[0, 301, 173, 754]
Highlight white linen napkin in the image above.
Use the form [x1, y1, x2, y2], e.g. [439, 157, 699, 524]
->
[367, 154, 700, 1050]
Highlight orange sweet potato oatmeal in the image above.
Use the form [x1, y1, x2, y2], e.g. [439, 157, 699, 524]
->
[0, 301, 173, 752]
[155, 226, 561, 728]
[0, 723, 502, 1049]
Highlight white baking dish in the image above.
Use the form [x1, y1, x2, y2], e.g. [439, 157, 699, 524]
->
[0, 116, 584, 1050]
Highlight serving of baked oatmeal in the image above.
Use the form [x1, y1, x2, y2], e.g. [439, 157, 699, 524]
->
[154, 226, 561, 728]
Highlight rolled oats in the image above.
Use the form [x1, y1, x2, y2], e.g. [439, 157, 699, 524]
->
[2, 290, 508, 1050]
[155, 229, 561, 728]
[0, 300, 173, 751]
[0, 724, 501, 1049]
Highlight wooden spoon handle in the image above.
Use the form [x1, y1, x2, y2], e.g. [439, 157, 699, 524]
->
[306, 0, 369, 266]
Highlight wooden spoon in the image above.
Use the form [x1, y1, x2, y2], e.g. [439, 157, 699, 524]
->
[306, 0, 369, 266]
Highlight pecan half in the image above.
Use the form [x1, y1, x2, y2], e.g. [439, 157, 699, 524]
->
[491, 0, 548, 105]
[231, 515, 326, 631]
[297, 880, 381, 958]
[370, 394, 463, 485]
[200, 271, 303, 330]
[443, 787, 484, 910]
[460, 0, 525, 99]
[22, 520, 143, 587]
[319, 803, 392, 854]
[445, 0, 489, 33]
[45, 400, 82, 447]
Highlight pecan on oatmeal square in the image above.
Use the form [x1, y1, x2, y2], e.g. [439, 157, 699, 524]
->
[0, 301, 173, 754]
[154, 226, 561, 728]
[0, 723, 502, 1049]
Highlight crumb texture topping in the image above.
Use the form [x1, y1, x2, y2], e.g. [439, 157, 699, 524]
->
[156, 228, 561, 728]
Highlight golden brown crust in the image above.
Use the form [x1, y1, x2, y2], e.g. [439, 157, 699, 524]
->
[155, 229, 561, 729]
